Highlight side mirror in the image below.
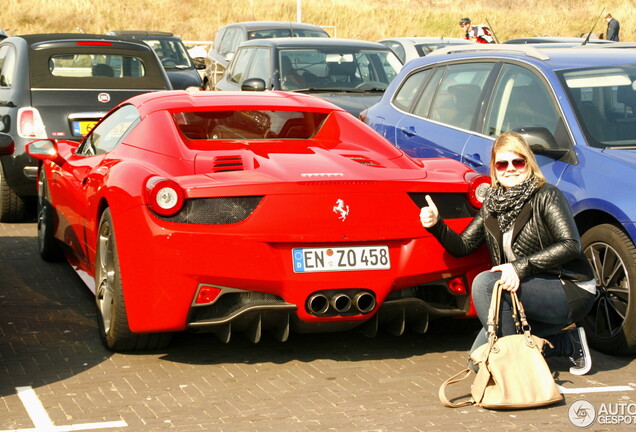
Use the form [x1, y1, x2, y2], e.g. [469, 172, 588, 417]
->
[241, 78, 266, 91]
[26, 139, 64, 164]
[0, 132, 14, 156]
[241, 78, 265, 91]
[514, 127, 569, 158]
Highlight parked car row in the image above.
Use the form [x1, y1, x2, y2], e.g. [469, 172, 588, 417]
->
[202, 21, 330, 90]
[214, 37, 402, 117]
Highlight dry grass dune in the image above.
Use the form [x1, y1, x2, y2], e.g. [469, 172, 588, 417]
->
[1, 0, 633, 43]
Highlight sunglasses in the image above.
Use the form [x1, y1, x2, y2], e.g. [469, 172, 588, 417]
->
[494, 158, 527, 172]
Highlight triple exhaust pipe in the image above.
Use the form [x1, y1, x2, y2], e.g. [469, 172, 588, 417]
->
[307, 290, 376, 316]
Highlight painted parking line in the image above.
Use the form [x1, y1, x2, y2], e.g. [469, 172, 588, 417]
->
[558, 384, 635, 394]
[0, 387, 127, 432]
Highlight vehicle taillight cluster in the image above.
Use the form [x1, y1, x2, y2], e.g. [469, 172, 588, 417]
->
[17, 107, 47, 139]
[464, 172, 491, 209]
[144, 176, 185, 216]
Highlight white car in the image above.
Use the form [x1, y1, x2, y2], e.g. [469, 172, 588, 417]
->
[379, 37, 472, 63]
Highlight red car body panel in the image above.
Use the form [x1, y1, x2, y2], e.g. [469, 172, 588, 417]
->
[31, 90, 490, 340]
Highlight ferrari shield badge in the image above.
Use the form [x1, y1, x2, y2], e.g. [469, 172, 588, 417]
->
[333, 199, 350, 221]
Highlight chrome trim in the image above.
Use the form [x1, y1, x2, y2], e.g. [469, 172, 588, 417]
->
[68, 112, 108, 120]
[23, 166, 38, 179]
[427, 43, 551, 60]
[188, 304, 296, 327]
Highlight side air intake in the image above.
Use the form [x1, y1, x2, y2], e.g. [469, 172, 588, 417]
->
[345, 155, 383, 167]
[213, 155, 244, 172]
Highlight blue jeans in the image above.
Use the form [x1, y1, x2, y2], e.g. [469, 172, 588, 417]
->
[470, 270, 571, 353]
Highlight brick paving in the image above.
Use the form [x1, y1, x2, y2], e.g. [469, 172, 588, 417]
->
[1, 221, 635, 431]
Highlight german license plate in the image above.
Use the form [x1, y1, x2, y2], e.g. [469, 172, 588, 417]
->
[292, 246, 390, 273]
[72, 120, 98, 136]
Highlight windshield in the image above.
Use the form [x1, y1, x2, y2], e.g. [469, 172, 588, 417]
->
[174, 110, 329, 140]
[559, 65, 636, 148]
[141, 38, 193, 69]
[275, 48, 402, 91]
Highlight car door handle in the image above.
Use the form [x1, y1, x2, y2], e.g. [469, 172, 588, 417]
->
[463, 154, 484, 167]
[399, 126, 416, 137]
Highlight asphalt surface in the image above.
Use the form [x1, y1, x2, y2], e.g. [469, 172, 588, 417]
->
[1, 221, 635, 432]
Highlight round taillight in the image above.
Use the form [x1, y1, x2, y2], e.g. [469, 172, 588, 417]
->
[145, 177, 185, 216]
[465, 172, 491, 209]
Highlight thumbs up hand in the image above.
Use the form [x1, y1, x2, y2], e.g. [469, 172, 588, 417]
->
[419, 195, 440, 228]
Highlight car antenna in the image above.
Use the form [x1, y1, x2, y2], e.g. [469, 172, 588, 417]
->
[441, 25, 453, 41]
[485, 18, 500, 44]
[583, 7, 605, 45]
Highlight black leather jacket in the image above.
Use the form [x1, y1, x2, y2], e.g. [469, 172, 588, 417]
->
[428, 184, 594, 284]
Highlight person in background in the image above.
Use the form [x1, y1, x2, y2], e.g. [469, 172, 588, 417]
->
[605, 13, 620, 42]
[420, 132, 596, 375]
[459, 17, 495, 44]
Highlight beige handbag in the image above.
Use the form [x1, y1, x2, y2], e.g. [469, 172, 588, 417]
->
[439, 281, 563, 410]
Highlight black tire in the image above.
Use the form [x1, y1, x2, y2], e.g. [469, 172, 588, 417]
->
[95, 209, 172, 351]
[37, 169, 63, 261]
[0, 163, 26, 222]
[581, 224, 636, 354]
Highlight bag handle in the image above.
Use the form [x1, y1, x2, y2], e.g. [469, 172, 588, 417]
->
[438, 368, 474, 407]
[486, 280, 503, 339]
[490, 281, 537, 348]
[509, 289, 538, 347]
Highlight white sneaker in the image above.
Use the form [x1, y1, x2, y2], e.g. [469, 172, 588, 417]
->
[569, 327, 592, 376]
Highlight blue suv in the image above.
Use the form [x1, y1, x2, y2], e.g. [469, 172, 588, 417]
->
[363, 44, 636, 355]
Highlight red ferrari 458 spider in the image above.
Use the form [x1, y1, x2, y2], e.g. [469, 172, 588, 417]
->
[26, 90, 490, 351]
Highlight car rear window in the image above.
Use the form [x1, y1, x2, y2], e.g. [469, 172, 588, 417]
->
[248, 29, 328, 39]
[174, 110, 329, 140]
[50, 54, 146, 78]
[28, 41, 168, 90]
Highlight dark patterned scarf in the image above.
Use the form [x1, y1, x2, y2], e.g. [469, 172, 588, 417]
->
[484, 176, 540, 232]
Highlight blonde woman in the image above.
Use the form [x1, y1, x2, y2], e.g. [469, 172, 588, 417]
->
[420, 132, 596, 375]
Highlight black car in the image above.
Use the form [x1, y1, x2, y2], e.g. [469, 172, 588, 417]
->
[107, 31, 204, 90]
[204, 21, 330, 90]
[0, 33, 172, 222]
[214, 38, 402, 117]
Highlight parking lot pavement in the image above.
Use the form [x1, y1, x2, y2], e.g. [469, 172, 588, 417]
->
[1, 222, 635, 432]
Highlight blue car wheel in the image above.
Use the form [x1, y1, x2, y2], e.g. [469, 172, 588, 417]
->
[582, 224, 636, 355]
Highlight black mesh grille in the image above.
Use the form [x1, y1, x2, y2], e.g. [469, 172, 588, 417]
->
[408, 193, 477, 219]
[190, 292, 290, 322]
[155, 196, 263, 224]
